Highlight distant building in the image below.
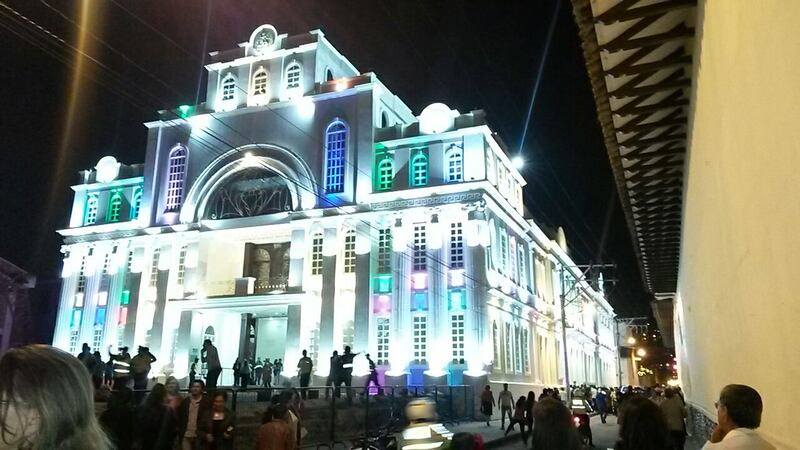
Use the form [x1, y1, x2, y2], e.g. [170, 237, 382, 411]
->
[51, 25, 617, 388]
[0, 258, 36, 354]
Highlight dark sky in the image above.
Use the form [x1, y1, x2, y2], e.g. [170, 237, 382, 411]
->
[0, 0, 651, 316]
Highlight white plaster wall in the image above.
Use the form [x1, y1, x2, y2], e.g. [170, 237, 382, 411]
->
[677, 1, 800, 446]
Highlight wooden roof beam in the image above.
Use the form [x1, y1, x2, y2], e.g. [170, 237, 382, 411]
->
[597, 0, 696, 25]
[607, 53, 693, 77]
[611, 79, 691, 99]
[620, 133, 687, 150]
[601, 24, 695, 53]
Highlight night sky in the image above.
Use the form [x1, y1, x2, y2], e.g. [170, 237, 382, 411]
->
[0, 0, 651, 318]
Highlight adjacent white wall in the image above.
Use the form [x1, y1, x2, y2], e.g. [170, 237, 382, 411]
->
[676, 1, 800, 446]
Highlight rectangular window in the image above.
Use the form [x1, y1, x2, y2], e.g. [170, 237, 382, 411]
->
[412, 316, 427, 363]
[505, 323, 513, 372]
[448, 289, 465, 310]
[499, 231, 508, 274]
[310, 234, 323, 275]
[413, 224, 427, 272]
[515, 326, 523, 374]
[84, 195, 98, 225]
[492, 322, 500, 371]
[523, 328, 531, 374]
[509, 238, 518, 282]
[412, 292, 428, 311]
[76, 253, 88, 294]
[449, 222, 464, 269]
[93, 326, 104, 351]
[103, 250, 112, 275]
[343, 231, 356, 273]
[518, 245, 527, 288]
[377, 317, 390, 366]
[149, 247, 160, 288]
[177, 245, 188, 285]
[69, 330, 79, 354]
[377, 228, 392, 273]
[451, 313, 465, 362]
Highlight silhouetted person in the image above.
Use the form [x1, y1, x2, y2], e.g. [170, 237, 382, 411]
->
[615, 395, 672, 450]
[130, 345, 156, 404]
[100, 387, 135, 450]
[325, 350, 340, 399]
[529, 397, 582, 450]
[365, 353, 380, 391]
[297, 350, 313, 399]
[135, 383, 177, 450]
[202, 339, 222, 391]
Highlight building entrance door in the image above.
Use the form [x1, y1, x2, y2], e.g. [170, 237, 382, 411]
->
[255, 315, 288, 368]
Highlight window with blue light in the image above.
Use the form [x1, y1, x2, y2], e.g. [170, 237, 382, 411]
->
[445, 144, 464, 182]
[448, 289, 466, 310]
[412, 291, 428, 311]
[130, 186, 143, 220]
[94, 308, 107, 326]
[409, 148, 429, 187]
[165, 145, 187, 211]
[324, 120, 347, 193]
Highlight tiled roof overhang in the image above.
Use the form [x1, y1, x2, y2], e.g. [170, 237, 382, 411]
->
[570, 0, 697, 296]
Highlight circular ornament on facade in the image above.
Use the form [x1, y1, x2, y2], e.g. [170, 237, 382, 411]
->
[250, 25, 277, 54]
[418, 103, 455, 134]
[95, 156, 121, 183]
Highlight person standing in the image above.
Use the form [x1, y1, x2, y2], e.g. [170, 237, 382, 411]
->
[660, 388, 687, 450]
[274, 358, 283, 384]
[135, 383, 177, 450]
[254, 357, 264, 386]
[297, 350, 314, 399]
[189, 357, 199, 385]
[614, 395, 672, 450]
[90, 351, 106, 389]
[263, 358, 273, 389]
[504, 396, 528, 444]
[256, 403, 295, 450]
[77, 342, 93, 367]
[165, 376, 183, 411]
[130, 346, 157, 404]
[100, 387, 136, 450]
[529, 397, 583, 450]
[364, 353, 380, 392]
[498, 383, 514, 429]
[232, 357, 242, 387]
[240, 358, 252, 389]
[702, 384, 775, 449]
[596, 388, 609, 424]
[178, 380, 211, 450]
[525, 391, 536, 439]
[202, 339, 222, 392]
[199, 391, 236, 450]
[339, 346, 359, 401]
[325, 351, 340, 399]
[109, 345, 132, 391]
[480, 385, 496, 427]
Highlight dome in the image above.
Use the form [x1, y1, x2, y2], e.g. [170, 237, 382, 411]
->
[418, 103, 456, 134]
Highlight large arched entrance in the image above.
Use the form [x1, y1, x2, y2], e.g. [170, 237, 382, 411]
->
[203, 167, 293, 220]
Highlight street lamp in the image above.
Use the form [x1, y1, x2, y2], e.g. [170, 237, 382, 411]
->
[626, 336, 636, 345]
[636, 348, 647, 357]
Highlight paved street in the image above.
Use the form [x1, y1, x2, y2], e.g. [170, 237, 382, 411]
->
[449, 415, 705, 449]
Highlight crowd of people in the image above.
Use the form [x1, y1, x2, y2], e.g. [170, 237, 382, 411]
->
[0, 343, 777, 450]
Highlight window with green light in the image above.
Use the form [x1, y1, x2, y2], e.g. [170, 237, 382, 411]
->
[120, 290, 130, 305]
[409, 148, 428, 187]
[107, 191, 123, 222]
[376, 156, 393, 191]
[130, 186, 143, 220]
[84, 194, 99, 225]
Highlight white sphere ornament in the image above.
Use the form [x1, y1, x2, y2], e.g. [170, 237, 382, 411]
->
[95, 156, 121, 183]
[418, 103, 456, 134]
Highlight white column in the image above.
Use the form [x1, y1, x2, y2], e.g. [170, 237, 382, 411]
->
[389, 218, 411, 373]
[78, 247, 103, 347]
[427, 214, 449, 373]
[103, 241, 130, 351]
[288, 228, 306, 289]
[52, 247, 81, 349]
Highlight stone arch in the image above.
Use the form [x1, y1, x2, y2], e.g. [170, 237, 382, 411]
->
[180, 144, 318, 223]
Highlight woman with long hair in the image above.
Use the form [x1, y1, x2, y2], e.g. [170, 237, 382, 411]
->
[615, 395, 672, 450]
[100, 387, 135, 450]
[164, 375, 183, 411]
[199, 391, 236, 450]
[0, 344, 112, 449]
[529, 397, 582, 450]
[136, 383, 177, 450]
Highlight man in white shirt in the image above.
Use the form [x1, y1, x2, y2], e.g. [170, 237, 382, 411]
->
[497, 383, 514, 429]
[702, 384, 775, 450]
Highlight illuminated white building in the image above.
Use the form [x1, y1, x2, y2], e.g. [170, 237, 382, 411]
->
[52, 25, 616, 388]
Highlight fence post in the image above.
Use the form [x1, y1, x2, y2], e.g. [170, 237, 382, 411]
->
[449, 386, 453, 420]
[364, 386, 369, 434]
[464, 385, 468, 419]
[329, 386, 336, 442]
[231, 389, 237, 411]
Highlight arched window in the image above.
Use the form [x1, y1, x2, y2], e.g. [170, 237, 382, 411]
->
[409, 149, 428, 187]
[84, 194, 98, 225]
[342, 228, 356, 273]
[445, 144, 463, 182]
[324, 120, 347, 193]
[107, 191, 123, 222]
[251, 67, 269, 96]
[130, 186, 143, 220]
[220, 74, 236, 102]
[325, 68, 334, 82]
[310, 232, 323, 275]
[377, 156, 393, 191]
[380, 111, 390, 128]
[165, 145, 187, 212]
[285, 62, 302, 90]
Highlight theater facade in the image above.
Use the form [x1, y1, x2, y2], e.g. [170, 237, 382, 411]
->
[52, 25, 617, 388]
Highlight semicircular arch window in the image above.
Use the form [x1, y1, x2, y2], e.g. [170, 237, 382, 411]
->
[204, 167, 293, 220]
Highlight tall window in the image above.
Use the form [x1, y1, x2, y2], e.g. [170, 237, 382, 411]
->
[176, 245, 187, 286]
[409, 149, 428, 187]
[445, 144, 463, 182]
[514, 326, 523, 373]
[376, 156, 393, 191]
[451, 313, 465, 363]
[343, 229, 356, 273]
[165, 145, 187, 211]
[149, 247, 160, 288]
[509, 238, 518, 282]
[324, 121, 347, 193]
[76, 252, 89, 294]
[499, 231, 508, 274]
[522, 328, 531, 374]
[492, 321, 500, 369]
[413, 224, 427, 272]
[450, 222, 464, 269]
[412, 316, 427, 363]
[221, 74, 236, 101]
[310, 233, 323, 275]
[505, 323, 513, 372]
[107, 191, 122, 222]
[518, 245, 527, 288]
[84, 194, 98, 225]
[285, 62, 302, 90]
[252, 68, 269, 96]
[376, 317, 390, 366]
[377, 228, 392, 273]
[130, 186, 143, 219]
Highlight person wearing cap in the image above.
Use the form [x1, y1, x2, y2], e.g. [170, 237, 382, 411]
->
[131, 345, 157, 403]
[109, 345, 132, 390]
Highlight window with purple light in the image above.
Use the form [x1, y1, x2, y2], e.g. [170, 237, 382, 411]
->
[165, 145, 187, 212]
